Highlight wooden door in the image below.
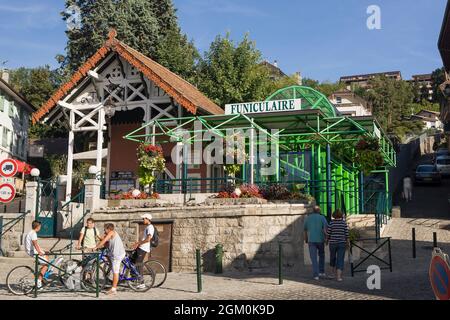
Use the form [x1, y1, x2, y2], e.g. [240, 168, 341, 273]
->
[138, 221, 173, 271]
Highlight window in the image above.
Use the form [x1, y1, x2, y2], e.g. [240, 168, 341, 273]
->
[336, 97, 342, 104]
[0, 92, 4, 112]
[2, 127, 8, 149]
[8, 100, 15, 117]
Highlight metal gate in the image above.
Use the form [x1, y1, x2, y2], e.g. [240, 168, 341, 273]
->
[35, 179, 58, 238]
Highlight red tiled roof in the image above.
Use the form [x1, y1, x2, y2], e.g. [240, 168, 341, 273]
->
[32, 30, 223, 123]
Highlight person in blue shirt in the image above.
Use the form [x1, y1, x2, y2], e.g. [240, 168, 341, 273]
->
[304, 206, 329, 280]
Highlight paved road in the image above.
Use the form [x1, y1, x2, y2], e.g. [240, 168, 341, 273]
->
[400, 154, 450, 219]
[2, 217, 448, 300]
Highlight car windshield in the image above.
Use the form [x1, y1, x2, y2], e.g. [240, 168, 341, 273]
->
[417, 166, 435, 173]
[437, 158, 450, 165]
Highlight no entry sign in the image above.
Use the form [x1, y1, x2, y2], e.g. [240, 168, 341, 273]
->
[0, 183, 15, 203]
[429, 248, 450, 300]
[0, 159, 18, 178]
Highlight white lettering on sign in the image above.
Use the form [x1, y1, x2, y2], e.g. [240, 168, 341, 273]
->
[225, 99, 302, 115]
[0, 183, 15, 203]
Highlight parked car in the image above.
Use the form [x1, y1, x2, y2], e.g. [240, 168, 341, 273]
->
[436, 156, 450, 176]
[414, 165, 442, 185]
[436, 148, 450, 157]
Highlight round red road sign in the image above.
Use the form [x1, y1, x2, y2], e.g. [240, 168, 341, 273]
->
[0, 159, 18, 178]
[0, 183, 15, 203]
[429, 249, 450, 300]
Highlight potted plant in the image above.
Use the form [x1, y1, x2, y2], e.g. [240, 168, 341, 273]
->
[137, 144, 166, 193]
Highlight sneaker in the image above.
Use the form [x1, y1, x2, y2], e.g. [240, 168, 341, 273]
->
[135, 284, 147, 290]
[313, 276, 320, 280]
[337, 278, 343, 282]
[319, 273, 329, 279]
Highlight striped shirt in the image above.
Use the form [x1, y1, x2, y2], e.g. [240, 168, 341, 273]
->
[327, 219, 349, 244]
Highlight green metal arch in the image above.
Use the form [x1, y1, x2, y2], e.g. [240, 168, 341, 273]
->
[265, 85, 337, 117]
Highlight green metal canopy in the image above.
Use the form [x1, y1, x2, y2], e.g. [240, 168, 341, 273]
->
[266, 85, 337, 118]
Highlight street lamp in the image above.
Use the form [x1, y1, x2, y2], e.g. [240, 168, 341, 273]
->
[30, 168, 40, 181]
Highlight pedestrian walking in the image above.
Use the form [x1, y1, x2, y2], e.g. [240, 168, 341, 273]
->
[326, 210, 349, 282]
[403, 175, 413, 202]
[304, 206, 329, 280]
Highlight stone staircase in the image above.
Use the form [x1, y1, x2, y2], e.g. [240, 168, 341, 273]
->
[5, 238, 74, 258]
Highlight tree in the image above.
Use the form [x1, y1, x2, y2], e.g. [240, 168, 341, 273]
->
[10, 66, 58, 108]
[431, 67, 446, 103]
[61, 0, 196, 77]
[196, 33, 274, 107]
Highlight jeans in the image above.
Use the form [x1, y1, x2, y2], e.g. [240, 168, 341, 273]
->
[329, 242, 346, 271]
[308, 243, 325, 277]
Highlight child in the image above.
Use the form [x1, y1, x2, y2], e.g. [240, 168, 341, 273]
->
[76, 218, 102, 251]
[24, 221, 48, 288]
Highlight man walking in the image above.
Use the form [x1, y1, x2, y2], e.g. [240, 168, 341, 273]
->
[403, 175, 413, 202]
[304, 206, 328, 280]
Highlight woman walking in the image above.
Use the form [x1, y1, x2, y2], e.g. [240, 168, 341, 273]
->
[326, 210, 349, 282]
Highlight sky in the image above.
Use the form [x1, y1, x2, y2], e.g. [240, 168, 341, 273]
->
[0, 0, 447, 82]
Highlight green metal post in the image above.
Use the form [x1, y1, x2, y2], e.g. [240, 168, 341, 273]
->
[384, 169, 390, 218]
[34, 254, 38, 298]
[196, 249, 202, 293]
[326, 144, 332, 220]
[359, 172, 364, 214]
[278, 243, 283, 285]
[96, 252, 100, 298]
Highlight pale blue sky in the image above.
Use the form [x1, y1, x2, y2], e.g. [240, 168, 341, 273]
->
[0, 0, 447, 81]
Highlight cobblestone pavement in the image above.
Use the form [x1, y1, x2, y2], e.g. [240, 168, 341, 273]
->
[0, 218, 448, 300]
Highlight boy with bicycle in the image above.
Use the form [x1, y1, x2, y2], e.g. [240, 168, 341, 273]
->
[76, 218, 103, 252]
[131, 214, 155, 276]
[24, 220, 48, 289]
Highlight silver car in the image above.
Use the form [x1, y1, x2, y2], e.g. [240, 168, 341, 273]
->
[436, 156, 450, 176]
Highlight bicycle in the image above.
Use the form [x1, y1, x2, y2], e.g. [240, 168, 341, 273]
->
[6, 254, 74, 296]
[145, 259, 167, 288]
[103, 250, 156, 292]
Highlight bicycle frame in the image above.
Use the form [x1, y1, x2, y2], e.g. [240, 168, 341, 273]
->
[118, 256, 142, 282]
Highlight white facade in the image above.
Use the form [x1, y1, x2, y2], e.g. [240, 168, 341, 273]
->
[0, 76, 34, 162]
[328, 93, 371, 117]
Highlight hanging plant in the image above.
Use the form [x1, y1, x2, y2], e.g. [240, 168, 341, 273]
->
[137, 144, 166, 187]
[354, 137, 384, 175]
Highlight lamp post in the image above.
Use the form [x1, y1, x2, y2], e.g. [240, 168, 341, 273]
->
[30, 168, 40, 220]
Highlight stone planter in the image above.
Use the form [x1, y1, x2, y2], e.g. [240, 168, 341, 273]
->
[204, 197, 268, 206]
[107, 199, 159, 208]
[270, 200, 311, 205]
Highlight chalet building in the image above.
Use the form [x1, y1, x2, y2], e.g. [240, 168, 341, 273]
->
[32, 30, 223, 199]
[328, 89, 371, 117]
[340, 71, 402, 89]
[410, 110, 443, 130]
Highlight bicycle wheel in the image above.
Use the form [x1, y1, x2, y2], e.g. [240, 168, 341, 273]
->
[6, 266, 36, 296]
[146, 260, 167, 288]
[126, 263, 155, 292]
[80, 263, 107, 292]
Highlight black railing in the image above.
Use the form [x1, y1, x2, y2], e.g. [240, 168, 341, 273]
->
[350, 237, 392, 276]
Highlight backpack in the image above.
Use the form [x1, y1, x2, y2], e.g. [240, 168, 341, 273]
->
[150, 227, 159, 248]
[81, 226, 98, 248]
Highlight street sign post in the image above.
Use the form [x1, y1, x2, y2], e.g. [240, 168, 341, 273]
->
[0, 159, 18, 178]
[429, 248, 450, 300]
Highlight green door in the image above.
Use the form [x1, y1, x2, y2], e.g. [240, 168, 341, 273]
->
[36, 179, 58, 238]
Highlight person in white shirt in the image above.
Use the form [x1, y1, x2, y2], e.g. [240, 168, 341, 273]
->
[131, 213, 155, 275]
[24, 221, 49, 288]
[403, 175, 413, 202]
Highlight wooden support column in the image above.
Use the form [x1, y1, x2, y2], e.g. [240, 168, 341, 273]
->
[66, 110, 75, 201]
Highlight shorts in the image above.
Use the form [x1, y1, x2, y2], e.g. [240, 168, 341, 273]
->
[110, 255, 125, 274]
[36, 255, 49, 266]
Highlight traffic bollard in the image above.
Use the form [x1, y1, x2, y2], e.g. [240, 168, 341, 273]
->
[215, 244, 223, 274]
[433, 232, 438, 248]
[196, 249, 202, 293]
[412, 228, 416, 259]
[278, 243, 283, 285]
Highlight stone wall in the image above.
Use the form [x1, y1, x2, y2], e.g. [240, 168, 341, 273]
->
[90, 203, 313, 272]
[0, 213, 26, 254]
